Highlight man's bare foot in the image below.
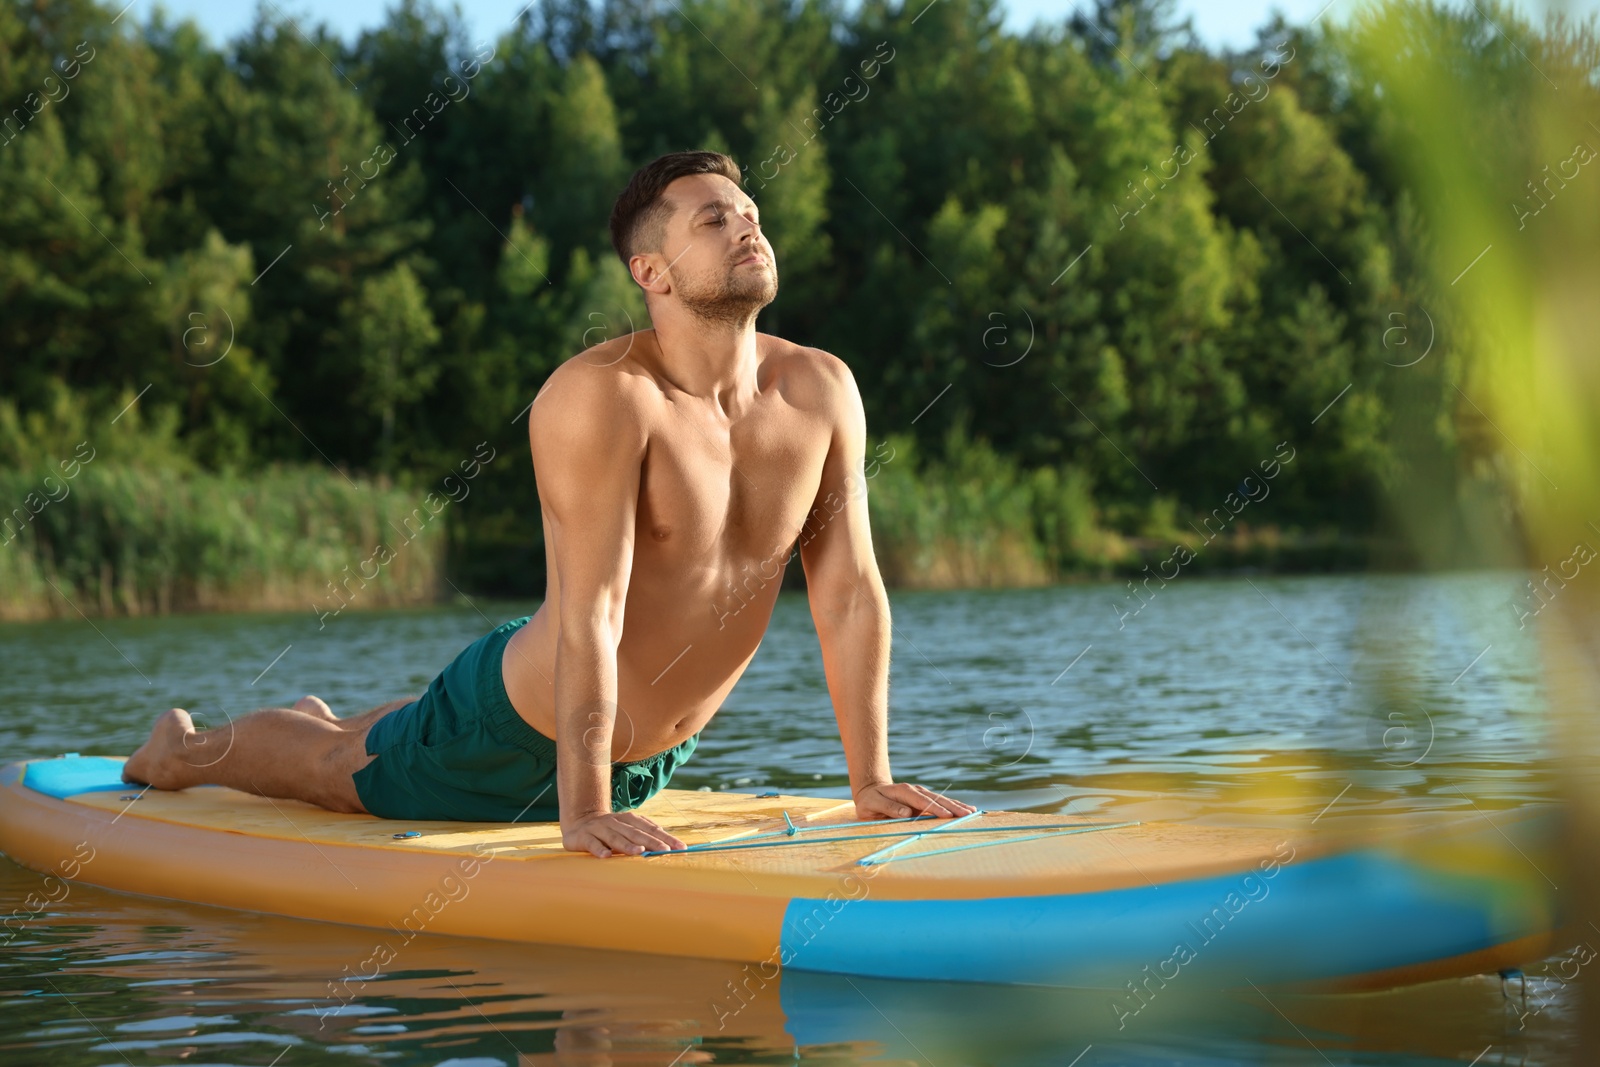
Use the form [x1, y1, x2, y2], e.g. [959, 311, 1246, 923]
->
[293, 695, 336, 722]
[122, 708, 205, 790]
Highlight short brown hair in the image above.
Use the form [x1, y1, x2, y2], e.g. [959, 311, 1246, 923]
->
[609, 150, 744, 268]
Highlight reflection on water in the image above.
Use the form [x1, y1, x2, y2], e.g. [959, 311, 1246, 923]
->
[0, 873, 1577, 1066]
[0, 571, 1579, 1064]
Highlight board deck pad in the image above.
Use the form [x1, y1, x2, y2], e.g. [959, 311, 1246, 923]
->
[21, 754, 133, 798]
[65, 762, 1298, 894]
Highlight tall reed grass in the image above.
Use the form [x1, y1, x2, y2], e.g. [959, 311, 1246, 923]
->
[863, 426, 1362, 588]
[0, 464, 443, 621]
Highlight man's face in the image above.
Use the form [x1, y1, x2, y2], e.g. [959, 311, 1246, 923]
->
[651, 173, 777, 326]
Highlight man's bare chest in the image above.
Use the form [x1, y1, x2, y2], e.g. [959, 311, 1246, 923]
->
[634, 403, 831, 562]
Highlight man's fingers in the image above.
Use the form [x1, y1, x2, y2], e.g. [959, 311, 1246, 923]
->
[910, 789, 972, 817]
[860, 793, 915, 819]
[592, 828, 650, 855]
[581, 829, 643, 857]
[613, 814, 686, 852]
[584, 817, 686, 856]
[884, 786, 936, 816]
[885, 784, 976, 818]
[857, 784, 978, 822]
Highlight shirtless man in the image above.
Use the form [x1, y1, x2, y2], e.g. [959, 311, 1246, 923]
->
[123, 149, 974, 857]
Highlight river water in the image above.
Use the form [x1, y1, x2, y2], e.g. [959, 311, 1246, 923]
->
[0, 571, 1579, 1065]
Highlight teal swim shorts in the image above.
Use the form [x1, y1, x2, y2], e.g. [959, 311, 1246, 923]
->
[351, 615, 700, 822]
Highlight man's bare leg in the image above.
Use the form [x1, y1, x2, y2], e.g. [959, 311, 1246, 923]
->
[293, 695, 415, 732]
[122, 706, 376, 813]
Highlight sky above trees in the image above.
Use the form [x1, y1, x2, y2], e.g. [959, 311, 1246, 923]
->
[112, 0, 1600, 53]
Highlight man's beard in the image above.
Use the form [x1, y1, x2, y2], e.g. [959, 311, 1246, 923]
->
[674, 258, 778, 328]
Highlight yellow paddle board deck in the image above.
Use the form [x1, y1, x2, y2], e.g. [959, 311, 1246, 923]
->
[0, 755, 1559, 990]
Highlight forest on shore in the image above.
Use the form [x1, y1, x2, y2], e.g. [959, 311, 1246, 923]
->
[3, 0, 1591, 620]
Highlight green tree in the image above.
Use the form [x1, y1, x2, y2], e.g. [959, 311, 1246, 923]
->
[345, 262, 441, 475]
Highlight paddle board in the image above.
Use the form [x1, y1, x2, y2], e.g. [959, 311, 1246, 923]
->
[0, 754, 1559, 990]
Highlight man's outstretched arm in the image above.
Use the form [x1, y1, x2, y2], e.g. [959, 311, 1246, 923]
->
[530, 364, 686, 857]
[798, 352, 975, 821]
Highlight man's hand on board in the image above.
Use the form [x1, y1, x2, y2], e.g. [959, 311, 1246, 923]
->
[853, 782, 976, 821]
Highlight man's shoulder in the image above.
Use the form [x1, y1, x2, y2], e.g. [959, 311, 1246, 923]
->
[541, 334, 655, 404]
[761, 334, 858, 404]
[764, 333, 847, 373]
[529, 336, 654, 449]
